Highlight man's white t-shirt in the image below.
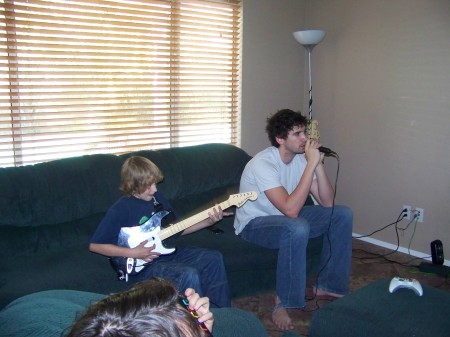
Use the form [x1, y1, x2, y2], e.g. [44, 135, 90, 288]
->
[234, 146, 313, 235]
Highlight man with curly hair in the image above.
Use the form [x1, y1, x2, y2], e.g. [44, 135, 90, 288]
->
[234, 109, 353, 330]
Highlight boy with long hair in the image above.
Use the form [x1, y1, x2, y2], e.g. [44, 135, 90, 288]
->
[90, 156, 231, 307]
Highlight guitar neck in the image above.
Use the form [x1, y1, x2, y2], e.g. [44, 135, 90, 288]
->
[159, 199, 232, 241]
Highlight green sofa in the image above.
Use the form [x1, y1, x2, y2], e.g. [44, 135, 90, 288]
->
[0, 143, 321, 310]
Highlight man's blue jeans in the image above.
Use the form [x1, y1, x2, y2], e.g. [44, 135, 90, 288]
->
[239, 205, 353, 309]
[130, 247, 231, 308]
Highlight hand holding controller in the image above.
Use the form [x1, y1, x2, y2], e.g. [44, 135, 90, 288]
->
[178, 296, 213, 336]
[389, 276, 423, 296]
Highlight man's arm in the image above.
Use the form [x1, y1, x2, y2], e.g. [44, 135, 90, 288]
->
[265, 140, 334, 217]
[265, 160, 316, 218]
[309, 161, 334, 207]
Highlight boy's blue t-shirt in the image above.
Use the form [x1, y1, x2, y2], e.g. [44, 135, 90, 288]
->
[91, 191, 178, 245]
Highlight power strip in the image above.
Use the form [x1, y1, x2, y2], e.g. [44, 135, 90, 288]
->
[418, 262, 450, 277]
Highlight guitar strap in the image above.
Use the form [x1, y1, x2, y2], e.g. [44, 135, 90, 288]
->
[138, 197, 164, 225]
[152, 196, 177, 228]
[152, 196, 162, 209]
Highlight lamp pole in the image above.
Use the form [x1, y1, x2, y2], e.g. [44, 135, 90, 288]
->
[293, 30, 326, 121]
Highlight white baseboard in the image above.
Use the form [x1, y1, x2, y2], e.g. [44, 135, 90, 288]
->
[352, 232, 450, 267]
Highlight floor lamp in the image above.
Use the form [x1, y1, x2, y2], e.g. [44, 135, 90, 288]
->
[293, 30, 326, 122]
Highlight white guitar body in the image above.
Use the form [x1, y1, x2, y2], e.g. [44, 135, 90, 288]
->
[110, 192, 258, 279]
[117, 210, 175, 273]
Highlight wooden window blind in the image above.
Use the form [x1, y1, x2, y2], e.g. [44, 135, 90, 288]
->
[0, 0, 241, 167]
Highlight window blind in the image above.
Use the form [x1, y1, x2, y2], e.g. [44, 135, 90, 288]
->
[0, 0, 241, 167]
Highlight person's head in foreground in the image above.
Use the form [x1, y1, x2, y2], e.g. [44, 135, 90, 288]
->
[67, 277, 213, 337]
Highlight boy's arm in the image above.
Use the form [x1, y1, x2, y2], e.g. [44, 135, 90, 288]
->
[89, 242, 161, 262]
[181, 205, 233, 235]
[89, 243, 130, 257]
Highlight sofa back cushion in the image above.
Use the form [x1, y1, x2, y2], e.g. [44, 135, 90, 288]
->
[0, 143, 251, 257]
[122, 143, 251, 201]
[0, 143, 250, 228]
[123, 143, 252, 217]
[0, 154, 123, 227]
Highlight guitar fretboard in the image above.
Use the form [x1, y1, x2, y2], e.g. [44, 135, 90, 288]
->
[159, 199, 232, 240]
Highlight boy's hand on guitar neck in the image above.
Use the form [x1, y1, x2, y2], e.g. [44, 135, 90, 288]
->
[207, 205, 234, 225]
[133, 241, 161, 263]
[184, 205, 233, 235]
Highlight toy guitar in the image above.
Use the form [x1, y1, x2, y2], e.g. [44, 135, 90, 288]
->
[306, 119, 320, 141]
[110, 192, 257, 280]
[306, 119, 337, 156]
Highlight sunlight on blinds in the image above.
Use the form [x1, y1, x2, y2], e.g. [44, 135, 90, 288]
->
[0, 0, 241, 167]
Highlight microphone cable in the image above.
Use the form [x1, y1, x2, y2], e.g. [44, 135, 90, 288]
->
[305, 151, 341, 308]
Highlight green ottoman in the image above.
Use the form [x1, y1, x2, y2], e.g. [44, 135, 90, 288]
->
[308, 278, 450, 337]
[0, 290, 105, 337]
[0, 290, 269, 337]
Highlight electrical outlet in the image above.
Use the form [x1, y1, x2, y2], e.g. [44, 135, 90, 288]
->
[415, 208, 424, 223]
[402, 205, 412, 220]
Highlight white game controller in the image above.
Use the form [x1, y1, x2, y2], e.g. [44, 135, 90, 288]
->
[389, 276, 423, 296]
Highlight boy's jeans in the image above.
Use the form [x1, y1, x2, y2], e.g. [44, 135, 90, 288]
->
[131, 247, 231, 308]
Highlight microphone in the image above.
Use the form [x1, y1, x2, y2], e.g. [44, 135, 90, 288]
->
[318, 146, 337, 155]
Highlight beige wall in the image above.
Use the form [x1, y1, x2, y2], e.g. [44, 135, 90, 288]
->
[241, 0, 450, 263]
[240, 0, 308, 152]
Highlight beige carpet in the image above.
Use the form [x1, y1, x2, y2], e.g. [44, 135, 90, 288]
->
[231, 239, 450, 337]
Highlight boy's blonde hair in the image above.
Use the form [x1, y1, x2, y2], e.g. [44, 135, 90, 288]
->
[120, 156, 164, 196]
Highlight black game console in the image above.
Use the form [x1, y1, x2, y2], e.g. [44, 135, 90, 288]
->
[431, 239, 444, 265]
[418, 239, 449, 277]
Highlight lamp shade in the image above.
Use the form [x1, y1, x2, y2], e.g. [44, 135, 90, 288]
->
[293, 30, 326, 46]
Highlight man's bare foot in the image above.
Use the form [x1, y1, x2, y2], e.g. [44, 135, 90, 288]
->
[272, 296, 294, 330]
[313, 287, 344, 298]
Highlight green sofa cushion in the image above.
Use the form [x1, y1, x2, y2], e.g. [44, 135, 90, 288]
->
[0, 154, 122, 227]
[308, 278, 450, 337]
[0, 143, 251, 228]
[124, 143, 252, 203]
[0, 290, 106, 337]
